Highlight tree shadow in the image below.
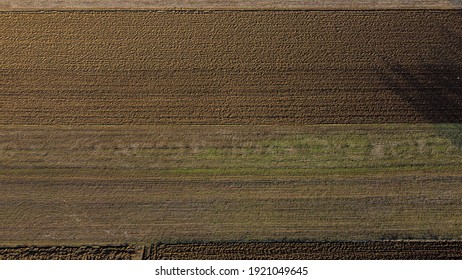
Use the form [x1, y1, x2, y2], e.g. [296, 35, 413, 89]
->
[381, 62, 462, 122]
[378, 9, 462, 149]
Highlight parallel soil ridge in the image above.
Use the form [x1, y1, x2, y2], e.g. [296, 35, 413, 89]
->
[1, 11, 461, 125]
[0, 245, 141, 260]
[2, 241, 462, 259]
[1, 0, 462, 10]
[155, 241, 462, 260]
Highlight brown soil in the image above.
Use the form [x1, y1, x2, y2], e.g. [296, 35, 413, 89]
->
[2, 241, 461, 259]
[155, 241, 462, 260]
[1, 10, 461, 260]
[1, 11, 461, 125]
[0, 245, 141, 260]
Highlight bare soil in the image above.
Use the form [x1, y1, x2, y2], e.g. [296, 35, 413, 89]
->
[1, 11, 461, 125]
[1, 10, 461, 260]
[2, 241, 461, 259]
[0, 245, 141, 260]
[154, 241, 462, 260]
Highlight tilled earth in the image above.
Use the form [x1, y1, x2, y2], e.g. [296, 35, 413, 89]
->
[0, 245, 141, 260]
[1, 10, 461, 260]
[0, 11, 461, 125]
[154, 241, 462, 260]
[2, 241, 462, 260]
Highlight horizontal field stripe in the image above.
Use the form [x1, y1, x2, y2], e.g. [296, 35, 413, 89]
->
[2, 241, 462, 259]
[1, 124, 461, 244]
[1, 0, 462, 10]
[155, 241, 462, 260]
[0, 11, 461, 124]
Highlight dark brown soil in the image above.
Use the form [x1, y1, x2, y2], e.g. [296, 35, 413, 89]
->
[155, 241, 462, 260]
[3, 241, 460, 259]
[1, 11, 461, 125]
[0, 245, 141, 260]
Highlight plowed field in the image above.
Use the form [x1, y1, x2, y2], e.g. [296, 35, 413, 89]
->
[1, 10, 461, 260]
[0, 245, 141, 260]
[0, 11, 461, 125]
[2, 241, 462, 260]
[155, 241, 462, 260]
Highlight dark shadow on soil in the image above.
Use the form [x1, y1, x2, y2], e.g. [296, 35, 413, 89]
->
[379, 10, 462, 148]
[381, 62, 462, 122]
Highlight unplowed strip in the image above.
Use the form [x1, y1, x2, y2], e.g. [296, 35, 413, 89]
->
[1, 11, 461, 125]
[1, 0, 461, 10]
[155, 241, 462, 260]
[0, 245, 141, 260]
[1, 124, 461, 245]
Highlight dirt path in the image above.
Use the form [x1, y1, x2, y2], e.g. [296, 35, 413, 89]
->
[1, 1, 461, 10]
